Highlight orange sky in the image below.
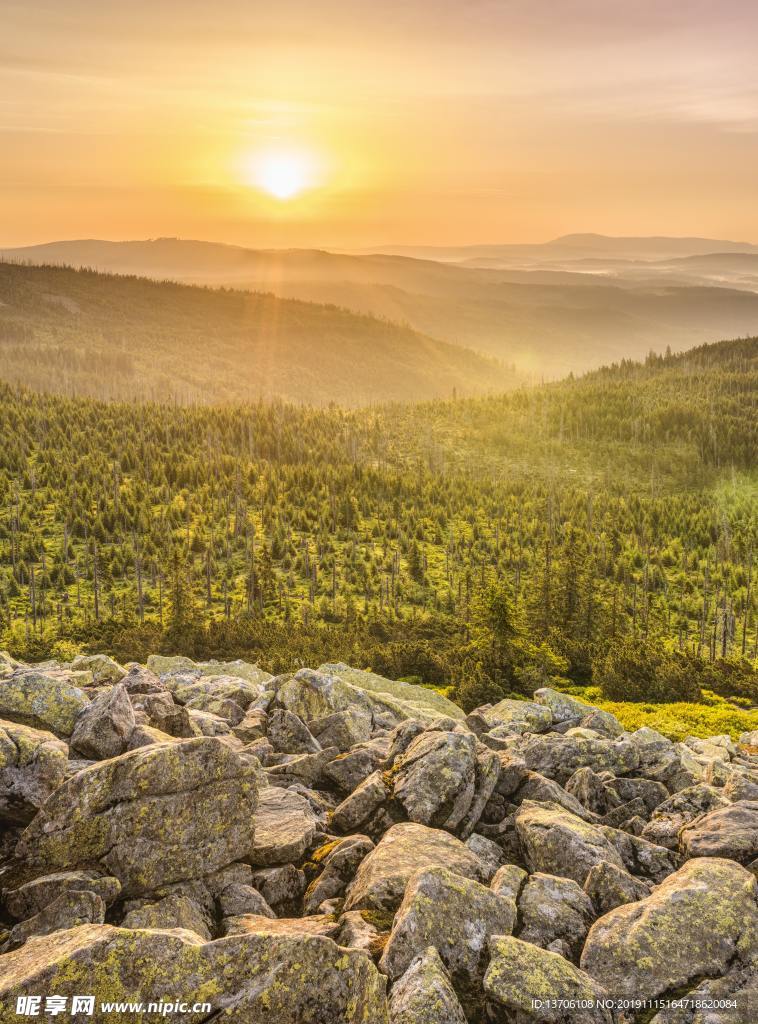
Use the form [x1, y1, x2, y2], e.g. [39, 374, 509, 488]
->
[2, 0, 758, 248]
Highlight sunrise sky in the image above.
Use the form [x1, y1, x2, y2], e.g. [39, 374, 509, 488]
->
[3, 0, 758, 248]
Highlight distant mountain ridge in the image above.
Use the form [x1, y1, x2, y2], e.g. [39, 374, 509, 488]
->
[6, 233, 758, 270]
[4, 236, 758, 377]
[363, 233, 758, 263]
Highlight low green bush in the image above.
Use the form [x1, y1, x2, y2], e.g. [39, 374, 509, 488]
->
[596, 639, 702, 703]
[587, 694, 758, 742]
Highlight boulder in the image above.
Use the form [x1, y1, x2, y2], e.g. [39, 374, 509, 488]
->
[602, 826, 678, 882]
[579, 707, 624, 738]
[121, 893, 211, 940]
[533, 687, 590, 724]
[459, 747, 501, 838]
[648, 966, 758, 1024]
[490, 863, 528, 903]
[641, 784, 729, 849]
[131, 691, 195, 737]
[679, 800, 758, 864]
[610, 776, 668, 814]
[628, 728, 696, 792]
[186, 709, 234, 737]
[308, 708, 373, 752]
[0, 721, 68, 824]
[477, 811, 523, 863]
[3, 889, 105, 952]
[325, 743, 387, 793]
[391, 730, 478, 831]
[331, 771, 391, 834]
[388, 946, 468, 1024]
[121, 666, 166, 695]
[70, 683, 135, 760]
[384, 720, 427, 767]
[599, 795, 647, 829]
[222, 912, 340, 940]
[278, 668, 378, 725]
[320, 663, 465, 723]
[724, 772, 758, 802]
[464, 833, 503, 880]
[145, 654, 197, 676]
[266, 747, 338, 788]
[4, 871, 121, 920]
[268, 709, 321, 754]
[513, 770, 599, 823]
[580, 857, 758, 1002]
[16, 737, 259, 895]
[183, 693, 245, 725]
[195, 659, 273, 687]
[304, 835, 375, 913]
[147, 655, 272, 688]
[517, 872, 595, 959]
[564, 766, 617, 816]
[0, 650, 23, 676]
[511, 732, 639, 784]
[244, 736, 274, 764]
[583, 860, 651, 915]
[232, 708, 268, 743]
[204, 861, 254, 892]
[0, 922, 389, 1023]
[684, 734, 735, 763]
[493, 751, 529, 797]
[70, 654, 126, 685]
[344, 822, 487, 912]
[170, 674, 264, 712]
[217, 881, 275, 919]
[479, 729, 516, 751]
[286, 783, 335, 824]
[0, 668, 90, 736]
[380, 866, 516, 1013]
[249, 785, 318, 866]
[127, 723, 178, 749]
[5, 655, 754, 1021]
[251, 864, 306, 912]
[481, 698, 552, 734]
[515, 801, 625, 884]
[337, 910, 384, 954]
[484, 935, 613, 1023]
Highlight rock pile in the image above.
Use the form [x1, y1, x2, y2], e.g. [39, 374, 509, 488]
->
[0, 652, 756, 1022]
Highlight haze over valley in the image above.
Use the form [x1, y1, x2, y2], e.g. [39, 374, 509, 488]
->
[5, 233, 758, 380]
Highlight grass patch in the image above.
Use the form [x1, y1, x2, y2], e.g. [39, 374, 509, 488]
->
[570, 687, 758, 741]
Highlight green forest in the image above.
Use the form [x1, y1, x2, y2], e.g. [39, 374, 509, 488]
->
[0, 262, 517, 405]
[0, 330, 755, 735]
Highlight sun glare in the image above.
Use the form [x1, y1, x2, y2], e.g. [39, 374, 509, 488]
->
[246, 148, 317, 200]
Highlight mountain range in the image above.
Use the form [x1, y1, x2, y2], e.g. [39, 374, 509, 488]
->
[4, 234, 758, 378]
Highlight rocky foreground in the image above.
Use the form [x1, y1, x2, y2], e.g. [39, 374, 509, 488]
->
[0, 652, 756, 1023]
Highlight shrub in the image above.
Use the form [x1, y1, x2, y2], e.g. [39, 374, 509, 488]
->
[696, 657, 758, 703]
[595, 639, 701, 703]
[453, 661, 508, 713]
[50, 638, 80, 662]
[586, 696, 758, 742]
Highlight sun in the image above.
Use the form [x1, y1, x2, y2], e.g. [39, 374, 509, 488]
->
[245, 148, 318, 200]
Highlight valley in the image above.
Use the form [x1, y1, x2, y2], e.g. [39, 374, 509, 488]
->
[6, 235, 758, 377]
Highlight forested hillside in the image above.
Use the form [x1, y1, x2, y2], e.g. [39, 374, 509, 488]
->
[0, 336, 755, 712]
[0, 262, 516, 405]
[7, 238, 758, 376]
